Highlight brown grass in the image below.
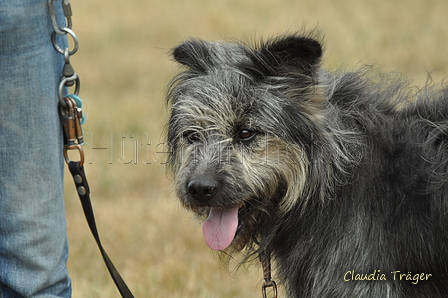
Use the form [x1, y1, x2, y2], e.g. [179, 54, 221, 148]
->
[65, 0, 448, 296]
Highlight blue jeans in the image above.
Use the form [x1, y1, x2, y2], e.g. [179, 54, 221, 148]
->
[0, 0, 72, 297]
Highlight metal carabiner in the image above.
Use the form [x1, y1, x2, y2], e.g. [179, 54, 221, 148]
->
[59, 96, 84, 145]
[59, 97, 76, 145]
[60, 96, 84, 166]
[48, 0, 73, 34]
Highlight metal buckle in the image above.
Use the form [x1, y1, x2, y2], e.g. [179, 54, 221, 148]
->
[262, 279, 278, 298]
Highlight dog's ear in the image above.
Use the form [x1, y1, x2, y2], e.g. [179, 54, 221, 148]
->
[265, 35, 322, 67]
[172, 40, 214, 73]
[249, 35, 323, 79]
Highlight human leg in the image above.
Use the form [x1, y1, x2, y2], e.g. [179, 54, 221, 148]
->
[0, 0, 72, 297]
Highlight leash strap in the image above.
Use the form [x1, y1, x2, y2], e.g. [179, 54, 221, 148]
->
[59, 96, 135, 298]
[51, 3, 134, 295]
[67, 161, 135, 298]
[259, 251, 278, 298]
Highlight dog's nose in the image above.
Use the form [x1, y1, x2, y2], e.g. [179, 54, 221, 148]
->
[187, 178, 218, 202]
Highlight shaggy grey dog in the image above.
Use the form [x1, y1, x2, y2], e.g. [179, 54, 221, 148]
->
[166, 33, 448, 298]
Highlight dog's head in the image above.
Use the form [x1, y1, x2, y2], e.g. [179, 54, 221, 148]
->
[166, 34, 325, 253]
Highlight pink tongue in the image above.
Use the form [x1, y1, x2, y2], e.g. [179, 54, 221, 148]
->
[202, 207, 239, 251]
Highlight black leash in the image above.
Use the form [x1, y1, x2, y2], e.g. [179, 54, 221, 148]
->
[50, 3, 134, 294]
[67, 161, 135, 298]
[60, 96, 135, 298]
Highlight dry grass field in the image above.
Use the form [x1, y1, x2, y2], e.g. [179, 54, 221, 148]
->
[65, 0, 448, 296]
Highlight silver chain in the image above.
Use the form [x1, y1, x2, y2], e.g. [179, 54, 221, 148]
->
[48, 0, 80, 108]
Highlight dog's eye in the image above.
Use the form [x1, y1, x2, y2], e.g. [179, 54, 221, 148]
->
[185, 131, 200, 143]
[238, 129, 256, 141]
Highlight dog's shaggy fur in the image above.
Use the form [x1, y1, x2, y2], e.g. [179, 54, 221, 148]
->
[165, 33, 448, 297]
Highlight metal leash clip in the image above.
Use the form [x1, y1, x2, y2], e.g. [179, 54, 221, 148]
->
[59, 96, 84, 166]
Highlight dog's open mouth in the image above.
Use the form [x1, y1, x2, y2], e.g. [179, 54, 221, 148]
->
[201, 203, 251, 251]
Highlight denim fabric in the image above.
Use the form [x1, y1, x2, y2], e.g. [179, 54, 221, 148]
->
[0, 0, 72, 297]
